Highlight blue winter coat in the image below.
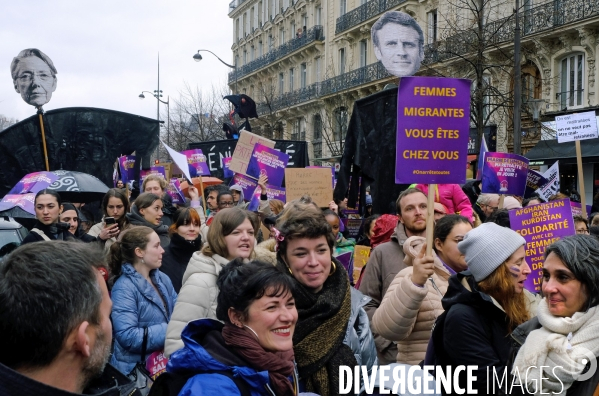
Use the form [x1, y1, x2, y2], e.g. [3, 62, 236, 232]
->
[110, 264, 177, 375]
[167, 318, 298, 396]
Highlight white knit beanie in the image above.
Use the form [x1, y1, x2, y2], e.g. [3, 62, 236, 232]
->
[458, 222, 526, 282]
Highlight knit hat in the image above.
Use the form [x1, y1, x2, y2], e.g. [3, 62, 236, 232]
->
[458, 222, 525, 282]
[503, 196, 522, 210]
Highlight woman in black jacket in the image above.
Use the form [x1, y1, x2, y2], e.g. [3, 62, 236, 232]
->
[126, 193, 170, 248]
[160, 207, 202, 293]
[433, 222, 532, 395]
[21, 190, 75, 244]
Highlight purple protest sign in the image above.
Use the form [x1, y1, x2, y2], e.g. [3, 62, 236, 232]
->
[140, 167, 166, 182]
[246, 143, 289, 187]
[524, 169, 548, 198]
[481, 153, 529, 196]
[222, 157, 234, 178]
[166, 178, 185, 205]
[570, 201, 592, 218]
[395, 77, 471, 184]
[182, 149, 211, 177]
[118, 155, 136, 184]
[508, 198, 575, 293]
[8, 171, 59, 195]
[0, 193, 36, 215]
[230, 174, 258, 201]
[247, 184, 287, 212]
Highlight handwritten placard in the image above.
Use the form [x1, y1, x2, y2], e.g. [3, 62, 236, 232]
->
[285, 168, 333, 208]
[229, 130, 275, 176]
[555, 111, 599, 143]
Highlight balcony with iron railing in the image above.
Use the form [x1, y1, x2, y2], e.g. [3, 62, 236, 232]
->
[423, 0, 599, 65]
[229, 25, 324, 83]
[229, 0, 248, 15]
[335, 0, 407, 34]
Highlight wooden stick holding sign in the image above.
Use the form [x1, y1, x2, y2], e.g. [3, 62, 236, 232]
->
[555, 111, 598, 219]
[498, 195, 505, 209]
[426, 184, 436, 256]
[575, 140, 587, 218]
[37, 111, 50, 171]
[198, 176, 207, 220]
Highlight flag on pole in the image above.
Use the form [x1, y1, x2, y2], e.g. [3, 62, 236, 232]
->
[476, 135, 489, 180]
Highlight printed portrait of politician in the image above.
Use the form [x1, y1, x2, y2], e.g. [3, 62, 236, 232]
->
[372, 11, 424, 78]
[11, 48, 57, 108]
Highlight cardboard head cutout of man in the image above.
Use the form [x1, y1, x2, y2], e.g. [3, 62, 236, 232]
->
[372, 11, 424, 78]
[11, 48, 57, 108]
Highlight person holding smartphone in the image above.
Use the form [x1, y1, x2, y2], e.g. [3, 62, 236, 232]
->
[88, 188, 131, 250]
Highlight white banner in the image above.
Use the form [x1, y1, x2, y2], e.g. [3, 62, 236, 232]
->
[555, 111, 599, 143]
[536, 161, 560, 201]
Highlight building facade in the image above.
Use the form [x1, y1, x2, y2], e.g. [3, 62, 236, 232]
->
[227, 0, 599, 175]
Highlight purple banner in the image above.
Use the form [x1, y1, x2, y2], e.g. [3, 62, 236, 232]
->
[246, 143, 289, 187]
[222, 157, 234, 178]
[8, 171, 59, 195]
[231, 174, 258, 201]
[395, 77, 471, 184]
[524, 169, 549, 199]
[508, 199, 575, 293]
[140, 166, 166, 182]
[182, 149, 211, 177]
[246, 187, 263, 212]
[247, 184, 287, 212]
[570, 201, 592, 218]
[0, 193, 36, 215]
[481, 152, 529, 196]
[118, 155, 136, 184]
[166, 178, 185, 204]
[343, 219, 363, 239]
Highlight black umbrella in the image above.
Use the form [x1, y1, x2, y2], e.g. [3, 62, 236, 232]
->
[46, 170, 110, 203]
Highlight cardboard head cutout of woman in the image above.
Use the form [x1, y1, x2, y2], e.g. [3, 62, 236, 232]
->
[11, 48, 57, 108]
[372, 11, 424, 78]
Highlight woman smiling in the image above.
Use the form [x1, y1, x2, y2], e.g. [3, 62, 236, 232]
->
[126, 193, 170, 248]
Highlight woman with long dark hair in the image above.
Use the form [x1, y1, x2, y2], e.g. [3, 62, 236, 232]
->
[108, 226, 177, 375]
[21, 190, 74, 244]
[126, 192, 170, 248]
[88, 188, 131, 250]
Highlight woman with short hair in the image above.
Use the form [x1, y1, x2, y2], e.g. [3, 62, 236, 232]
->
[165, 207, 275, 357]
[165, 258, 299, 395]
[512, 235, 599, 395]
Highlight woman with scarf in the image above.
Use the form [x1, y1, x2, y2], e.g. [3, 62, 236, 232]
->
[126, 192, 170, 248]
[431, 222, 531, 394]
[160, 207, 202, 293]
[164, 258, 300, 395]
[371, 214, 472, 364]
[22, 190, 75, 244]
[275, 202, 377, 396]
[512, 235, 599, 395]
[59, 202, 113, 243]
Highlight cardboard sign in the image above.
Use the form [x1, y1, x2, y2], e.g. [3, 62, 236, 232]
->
[246, 143, 289, 186]
[555, 111, 599, 143]
[395, 77, 471, 184]
[524, 169, 548, 199]
[536, 161, 560, 201]
[229, 130, 275, 176]
[481, 153, 529, 196]
[285, 168, 333, 208]
[8, 171, 59, 195]
[353, 245, 371, 284]
[182, 149, 211, 177]
[508, 199, 575, 293]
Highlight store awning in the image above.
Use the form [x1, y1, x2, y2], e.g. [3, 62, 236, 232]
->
[525, 139, 599, 166]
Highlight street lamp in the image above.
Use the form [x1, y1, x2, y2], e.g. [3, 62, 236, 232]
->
[139, 90, 170, 149]
[193, 49, 237, 93]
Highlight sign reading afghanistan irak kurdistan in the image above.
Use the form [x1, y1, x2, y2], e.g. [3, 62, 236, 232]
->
[395, 77, 471, 184]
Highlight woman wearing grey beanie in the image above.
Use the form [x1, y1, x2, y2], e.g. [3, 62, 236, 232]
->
[430, 222, 531, 394]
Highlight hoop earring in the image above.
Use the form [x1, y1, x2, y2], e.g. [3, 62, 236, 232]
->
[329, 261, 337, 276]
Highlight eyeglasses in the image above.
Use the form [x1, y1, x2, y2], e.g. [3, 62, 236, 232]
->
[576, 228, 589, 234]
[17, 72, 54, 83]
[219, 201, 235, 208]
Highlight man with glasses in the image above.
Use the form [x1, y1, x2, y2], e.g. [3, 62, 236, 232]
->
[573, 215, 590, 234]
[476, 193, 500, 222]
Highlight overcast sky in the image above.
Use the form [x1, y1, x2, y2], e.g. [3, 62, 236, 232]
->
[0, 1, 233, 123]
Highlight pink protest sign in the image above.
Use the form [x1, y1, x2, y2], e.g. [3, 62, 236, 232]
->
[140, 167, 166, 182]
[145, 351, 168, 380]
[508, 199, 575, 293]
[395, 77, 471, 184]
[8, 171, 59, 195]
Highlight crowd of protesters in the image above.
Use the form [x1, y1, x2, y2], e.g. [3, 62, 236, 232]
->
[0, 177, 598, 396]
